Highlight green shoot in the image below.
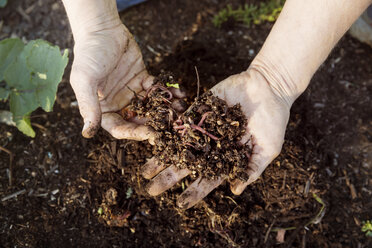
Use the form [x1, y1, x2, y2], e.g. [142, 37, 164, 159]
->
[362, 220, 372, 237]
[126, 187, 133, 199]
[272, 193, 327, 232]
[213, 0, 285, 28]
[166, 82, 180, 89]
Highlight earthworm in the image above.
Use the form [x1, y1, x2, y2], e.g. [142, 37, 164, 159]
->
[146, 84, 173, 100]
[190, 124, 220, 141]
[197, 111, 213, 127]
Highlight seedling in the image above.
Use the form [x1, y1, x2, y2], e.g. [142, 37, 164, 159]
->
[213, 0, 284, 28]
[166, 82, 180, 89]
[0, 38, 68, 137]
[125, 187, 133, 199]
[361, 220, 372, 237]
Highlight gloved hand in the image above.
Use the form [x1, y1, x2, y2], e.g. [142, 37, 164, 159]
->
[71, 23, 157, 141]
[140, 0, 372, 207]
[63, 0, 164, 141]
[141, 66, 293, 209]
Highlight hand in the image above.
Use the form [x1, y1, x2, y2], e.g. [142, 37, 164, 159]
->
[70, 23, 157, 141]
[141, 68, 291, 209]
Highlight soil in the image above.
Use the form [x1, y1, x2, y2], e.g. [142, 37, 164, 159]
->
[128, 74, 252, 181]
[1, 0, 371, 247]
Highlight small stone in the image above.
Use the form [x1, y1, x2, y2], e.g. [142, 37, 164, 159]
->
[230, 121, 239, 126]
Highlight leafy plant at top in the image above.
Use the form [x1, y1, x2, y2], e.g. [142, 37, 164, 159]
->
[0, 38, 68, 137]
[213, 0, 285, 28]
[0, 0, 7, 8]
[362, 220, 372, 237]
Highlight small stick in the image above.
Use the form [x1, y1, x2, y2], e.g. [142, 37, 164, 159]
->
[184, 142, 197, 149]
[0, 145, 13, 186]
[126, 86, 144, 99]
[168, 109, 174, 127]
[197, 111, 212, 127]
[32, 123, 47, 132]
[264, 219, 276, 243]
[1, 189, 26, 202]
[190, 124, 220, 140]
[194, 66, 200, 100]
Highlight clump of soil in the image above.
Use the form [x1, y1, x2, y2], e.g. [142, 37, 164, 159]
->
[127, 73, 252, 181]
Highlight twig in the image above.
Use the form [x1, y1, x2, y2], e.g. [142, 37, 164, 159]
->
[264, 219, 276, 243]
[1, 189, 26, 202]
[0, 145, 14, 186]
[184, 142, 197, 149]
[126, 85, 145, 99]
[32, 123, 47, 132]
[271, 193, 327, 243]
[194, 66, 200, 100]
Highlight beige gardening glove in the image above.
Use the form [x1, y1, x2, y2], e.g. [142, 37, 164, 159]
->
[141, 67, 291, 208]
[62, 0, 158, 140]
[142, 0, 372, 209]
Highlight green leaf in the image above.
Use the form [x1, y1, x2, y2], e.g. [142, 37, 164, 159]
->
[9, 91, 39, 121]
[0, 0, 7, 8]
[24, 40, 68, 111]
[166, 82, 180, 89]
[2, 39, 68, 137]
[0, 87, 9, 100]
[15, 114, 35, 138]
[0, 38, 24, 81]
[3, 51, 34, 90]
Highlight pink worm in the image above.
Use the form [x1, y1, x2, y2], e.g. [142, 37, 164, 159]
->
[190, 124, 220, 141]
[146, 84, 173, 100]
[197, 111, 213, 127]
[173, 125, 187, 130]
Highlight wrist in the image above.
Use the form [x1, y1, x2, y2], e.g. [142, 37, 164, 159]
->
[62, 0, 122, 40]
[249, 53, 310, 107]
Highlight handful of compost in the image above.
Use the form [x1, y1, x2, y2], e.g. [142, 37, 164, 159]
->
[122, 73, 252, 182]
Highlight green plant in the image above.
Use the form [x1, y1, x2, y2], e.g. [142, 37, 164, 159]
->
[0, 0, 7, 8]
[213, 0, 285, 28]
[362, 220, 372, 237]
[0, 38, 68, 137]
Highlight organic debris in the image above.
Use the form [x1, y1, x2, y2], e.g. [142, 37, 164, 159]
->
[127, 73, 252, 181]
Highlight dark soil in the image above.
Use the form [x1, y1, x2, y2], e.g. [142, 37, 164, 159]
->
[129, 74, 252, 181]
[1, 0, 371, 247]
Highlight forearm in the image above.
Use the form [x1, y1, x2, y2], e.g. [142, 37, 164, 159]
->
[250, 0, 372, 105]
[62, 0, 121, 40]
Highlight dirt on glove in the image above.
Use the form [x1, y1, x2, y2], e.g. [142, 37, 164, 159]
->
[123, 73, 253, 181]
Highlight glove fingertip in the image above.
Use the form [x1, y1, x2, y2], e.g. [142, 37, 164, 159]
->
[82, 120, 100, 138]
[230, 180, 248, 195]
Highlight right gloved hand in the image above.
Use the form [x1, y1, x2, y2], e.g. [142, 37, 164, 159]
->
[141, 65, 294, 209]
